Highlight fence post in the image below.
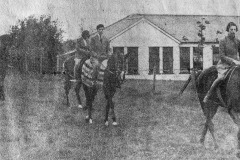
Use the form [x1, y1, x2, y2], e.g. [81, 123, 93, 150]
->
[152, 64, 156, 94]
[191, 68, 197, 92]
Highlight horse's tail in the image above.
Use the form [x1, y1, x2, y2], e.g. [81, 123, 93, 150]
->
[62, 59, 67, 74]
[178, 70, 202, 96]
[179, 74, 192, 96]
[62, 56, 75, 79]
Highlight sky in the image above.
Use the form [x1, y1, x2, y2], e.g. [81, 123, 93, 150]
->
[0, 0, 240, 40]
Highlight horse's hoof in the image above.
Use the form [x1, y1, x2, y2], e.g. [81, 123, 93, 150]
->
[89, 119, 93, 124]
[85, 116, 89, 123]
[105, 121, 109, 126]
[112, 122, 118, 126]
[78, 104, 83, 109]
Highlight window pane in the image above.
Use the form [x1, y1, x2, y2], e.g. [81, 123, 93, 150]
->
[180, 47, 190, 74]
[163, 47, 173, 74]
[149, 47, 160, 75]
[127, 47, 138, 75]
[212, 46, 219, 65]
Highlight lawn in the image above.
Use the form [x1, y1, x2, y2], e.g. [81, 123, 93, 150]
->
[0, 71, 239, 160]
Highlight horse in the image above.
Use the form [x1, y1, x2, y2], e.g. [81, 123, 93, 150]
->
[0, 34, 11, 101]
[62, 55, 88, 108]
[81, 52, 127, 126]
[179, 66, 240, 156]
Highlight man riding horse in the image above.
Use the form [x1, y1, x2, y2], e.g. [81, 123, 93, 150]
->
[203, 22, 240, 103]
[74, 30, 91, 81]
[74, 24, 121, 88]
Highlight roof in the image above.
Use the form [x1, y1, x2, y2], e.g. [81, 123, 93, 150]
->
[103, 14, 240, 43]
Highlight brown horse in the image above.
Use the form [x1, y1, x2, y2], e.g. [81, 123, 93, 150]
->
[0, 34, 11, 101]
[180, 66, 240, 157]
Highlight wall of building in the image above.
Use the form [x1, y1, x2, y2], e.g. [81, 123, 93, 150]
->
[110, 19, 180, 76]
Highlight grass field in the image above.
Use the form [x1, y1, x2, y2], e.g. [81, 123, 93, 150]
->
[0, 71, 239, 160]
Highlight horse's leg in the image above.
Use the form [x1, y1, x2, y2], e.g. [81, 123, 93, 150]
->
[86, 98, 93, 124]
[83, 85, 93, 124]
[0, 85, 5, 101]
[110, 97, 117, 126]
[105, 91, 117, 126]
[75, 81, 83, 108]
[228, 108, 240, 157]
[200, 101, 219, 149]
[104, 97, 111, 126]
[63, 75, 71, 106]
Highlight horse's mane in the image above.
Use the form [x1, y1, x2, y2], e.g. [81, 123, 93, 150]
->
[107, 54, 118, 71]
[197, 66, 217, 82]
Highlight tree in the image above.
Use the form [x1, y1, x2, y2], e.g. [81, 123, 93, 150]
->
[9, 15, 64, 73]
[62, 39, 76, 53]
[195, 18, 210, 70]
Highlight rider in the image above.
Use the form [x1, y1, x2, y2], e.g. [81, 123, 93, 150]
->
[74, 30, 91, 81]
[203, 22, 240, 103]
[90, 24, 112, 85]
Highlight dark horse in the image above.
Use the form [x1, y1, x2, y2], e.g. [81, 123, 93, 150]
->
[82, 53, 127, 126]
[62, 55, 87, 108]
[179, 66, 240, 156]
[63, 52, 127, 125]
[0, 34, 11, 101]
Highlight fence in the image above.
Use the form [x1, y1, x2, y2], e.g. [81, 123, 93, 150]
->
[56, 49, 76, 72]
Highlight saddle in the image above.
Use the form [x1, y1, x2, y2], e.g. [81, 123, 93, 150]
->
[213, 66, 237, 108]
[81, 59, 108, 87]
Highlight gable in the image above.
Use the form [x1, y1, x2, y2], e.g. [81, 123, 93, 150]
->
[110, 19, 179, 47]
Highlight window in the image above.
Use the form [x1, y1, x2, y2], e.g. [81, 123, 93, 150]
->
[193, 47, 203, 70]
[180, 47, 190, 74]
[149, 47, 160, 75]
[163, 47, 173, 74]
[127, 47, 138, 75]
[212, 46, 219, 65]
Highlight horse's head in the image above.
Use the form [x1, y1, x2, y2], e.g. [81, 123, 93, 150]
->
[107, 52, 128, 84]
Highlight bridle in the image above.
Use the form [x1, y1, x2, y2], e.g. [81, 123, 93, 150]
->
[115, 53, 126, 83]
[100, 53, 127, 84]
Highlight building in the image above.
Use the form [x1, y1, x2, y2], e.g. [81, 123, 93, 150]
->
[58, 14, 240, 80]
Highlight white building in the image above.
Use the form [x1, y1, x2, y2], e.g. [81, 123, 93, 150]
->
[58, 14, 240, 80]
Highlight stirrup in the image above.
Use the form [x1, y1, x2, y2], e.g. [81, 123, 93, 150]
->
[70, 79, 78, 82]
[203, 94, 210, 103]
